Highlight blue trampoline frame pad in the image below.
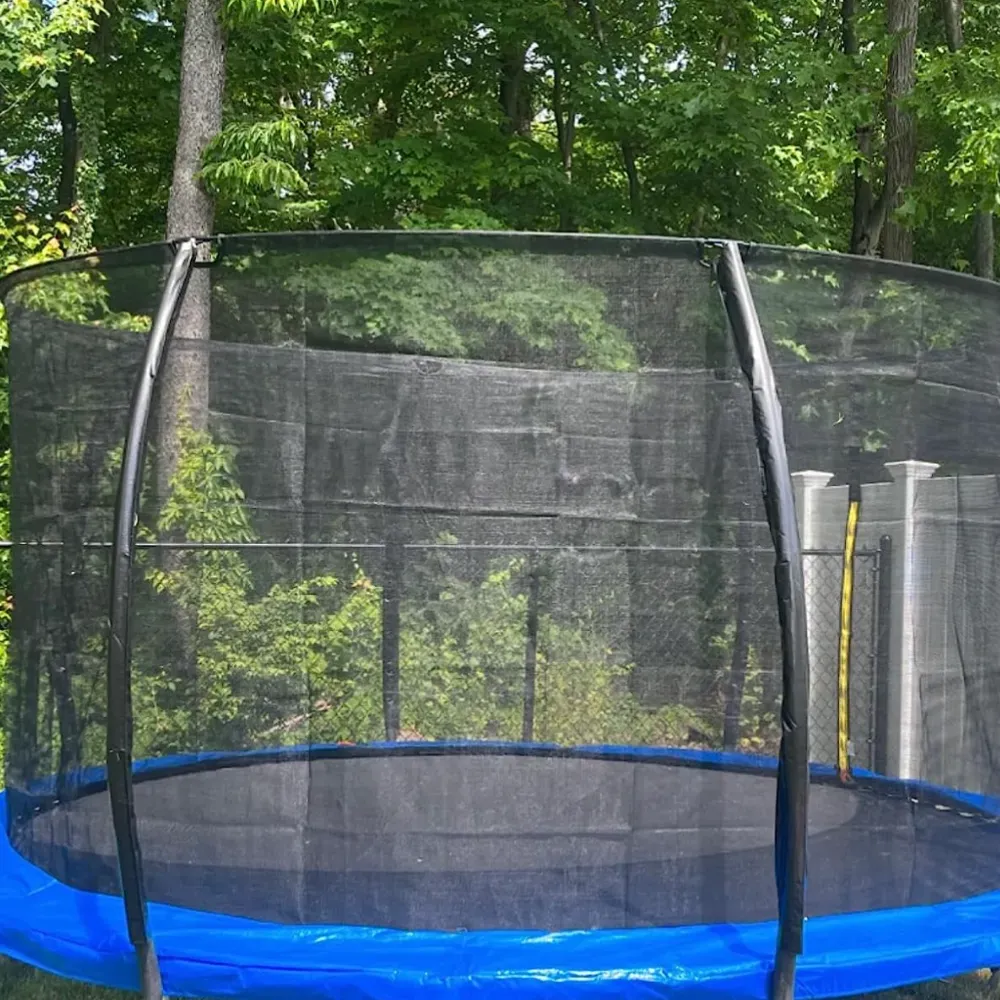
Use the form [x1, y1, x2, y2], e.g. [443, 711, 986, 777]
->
[3, 743, 1000, 1000]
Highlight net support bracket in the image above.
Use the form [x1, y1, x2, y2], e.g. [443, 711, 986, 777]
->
[107, 236, 199, 1000]
[716, 241, 810, 1000]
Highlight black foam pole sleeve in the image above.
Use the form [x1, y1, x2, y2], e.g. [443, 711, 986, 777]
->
[717, 241, 810, 1000]
[107, 237, 198, 1000]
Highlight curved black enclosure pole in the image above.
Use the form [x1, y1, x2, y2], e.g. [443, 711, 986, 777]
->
[716, 241, 810, 1000]
[107, 237, 198, 1000]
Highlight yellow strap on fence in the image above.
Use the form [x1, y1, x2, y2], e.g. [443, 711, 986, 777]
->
[837, 498, 859, 782]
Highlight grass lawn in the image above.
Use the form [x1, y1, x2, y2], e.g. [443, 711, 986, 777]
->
[0, 959, 130, 999]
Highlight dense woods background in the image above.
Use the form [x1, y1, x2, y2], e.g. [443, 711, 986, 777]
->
[4, 0, 1000, 260]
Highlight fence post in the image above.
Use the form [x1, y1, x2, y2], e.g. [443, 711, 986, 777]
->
[873, 534, 893, 775]
[792, 470, 834, 762]
[883, 460, 938, 779]
[522, 554, 541, 742]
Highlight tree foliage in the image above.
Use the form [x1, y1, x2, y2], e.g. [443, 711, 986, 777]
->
[40, 417, 712, 765]
[5, 0, 999, 260]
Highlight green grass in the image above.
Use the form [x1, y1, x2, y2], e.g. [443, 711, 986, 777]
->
[0, 958, 130, 999]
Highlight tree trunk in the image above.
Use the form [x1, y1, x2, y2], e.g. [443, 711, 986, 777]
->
[841, 0, 859, 62]
[941, 0, 964, 50]
[553, 61, 577, 231]
[521, 555, 541, 741]
[975, 210, 995, 279]
[850, 126, 879, 255]
[881, 0, 919, 262]
[582, 0, 643, 230]
[379, 386, 412, 741]
[722, 522, 754, 750]
[498, 46, 532, 137]
[155, 0, 226, 722]
[55, 72, 79, 216]
[843, 0, 883, 255]
[369, 84, 402, 142]
[622, 140, 643, 228]
[160, 0, 226, 496]
[166, 0, 225, 242]
[69, 0, 116, 252]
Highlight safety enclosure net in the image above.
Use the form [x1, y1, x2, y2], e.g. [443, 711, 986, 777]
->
[2, 233, 1000, 939]
[745, 247, 1000, 792]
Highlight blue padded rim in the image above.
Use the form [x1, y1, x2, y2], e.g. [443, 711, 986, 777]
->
[3, 743, 1000, 1000]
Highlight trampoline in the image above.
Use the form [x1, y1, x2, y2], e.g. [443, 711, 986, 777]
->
[2, 232, 1000, 1000]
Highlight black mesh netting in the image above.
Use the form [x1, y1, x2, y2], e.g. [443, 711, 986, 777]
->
[4, 234, 1000, 933]
[745, 246, 1000, 794]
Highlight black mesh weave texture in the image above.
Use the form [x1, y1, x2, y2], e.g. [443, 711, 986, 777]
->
[5, 233, 1000, 933]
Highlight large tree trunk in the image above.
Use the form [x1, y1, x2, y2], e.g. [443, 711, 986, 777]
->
[155, 0, 227, 737]
[166, 0, 225, 242]
[881, 0, 919, 262]
[160, 0, 226, 497]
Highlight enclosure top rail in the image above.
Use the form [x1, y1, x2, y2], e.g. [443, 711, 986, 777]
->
[4, 229, 1000, 304]
[0, 540, 769, 553]
[0, 230, 706, 299]
[0, 540, 882, 556]
[0, 239, 178, 300]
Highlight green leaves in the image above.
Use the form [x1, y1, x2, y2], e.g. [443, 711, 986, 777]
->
[202, 118, 310, 212]
[0, 0, 104, 86]
[226, 0, 327, 20]
[121, 421, 716, 755]
[282, 247, 636, 369]
[915, 43, 1000, 219]
[2, 0, 1000, 264]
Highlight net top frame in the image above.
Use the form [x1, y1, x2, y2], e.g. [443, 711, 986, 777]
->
[5, 227, 1000, 300]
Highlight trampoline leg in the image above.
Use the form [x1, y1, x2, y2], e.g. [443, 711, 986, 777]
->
[138, 940, 163, 1000]
[770, 949, 797, 1000]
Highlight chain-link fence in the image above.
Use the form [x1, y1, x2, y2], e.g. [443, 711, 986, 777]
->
[5, 535, 889, 779]
[803, 546, 885, 771]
